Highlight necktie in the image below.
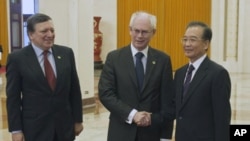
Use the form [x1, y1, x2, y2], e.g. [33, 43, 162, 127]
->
[183, 64, 194, 96]
[43, 51, 56, 91]
[135, 52, 144, 91]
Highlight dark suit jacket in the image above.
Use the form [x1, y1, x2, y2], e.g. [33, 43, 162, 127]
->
[98, 45, 175, 141]
[174, 57, 231, 141]
[6, 44, 83, 141]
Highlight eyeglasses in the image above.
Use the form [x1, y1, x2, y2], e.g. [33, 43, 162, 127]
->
[181, 37, 203, 44]
[131, 28, 153, 36]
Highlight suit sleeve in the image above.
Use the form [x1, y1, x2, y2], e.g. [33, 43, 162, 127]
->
[69, 49, 83, 123]
[159, 56, 175, 139]
[212, 68, 231, 141]
[6, 53, 23, 132]
[98, 52, 133, 121]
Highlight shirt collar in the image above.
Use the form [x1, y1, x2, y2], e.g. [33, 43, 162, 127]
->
[189, 54, 207, 70]
[130, 43, 148, 57]
[32, 43, 52, 57]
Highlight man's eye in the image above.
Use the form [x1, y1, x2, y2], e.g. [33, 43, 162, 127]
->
[183, 39, 188, 42]
[142, 31, 147, 34]
[135, 30, 140, 33]
[190, 39, 196, 42]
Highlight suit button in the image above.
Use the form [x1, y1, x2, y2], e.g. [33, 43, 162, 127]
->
[179, 117, 183, 120]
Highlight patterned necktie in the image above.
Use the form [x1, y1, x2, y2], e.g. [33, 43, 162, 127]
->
[43, 51, 56, 91]
[183, 64, 194, 96]
[135, 52, 144, 91]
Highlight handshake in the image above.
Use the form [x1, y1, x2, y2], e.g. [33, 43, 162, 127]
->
[133, 111, 152, 127]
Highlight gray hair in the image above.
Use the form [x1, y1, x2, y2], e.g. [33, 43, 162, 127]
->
[129, 11, 157, 30]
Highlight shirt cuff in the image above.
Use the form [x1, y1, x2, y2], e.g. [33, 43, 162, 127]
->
[126, 109, 137, 124]
[160, 139, 171, 141]
[11, 130, 22, 134]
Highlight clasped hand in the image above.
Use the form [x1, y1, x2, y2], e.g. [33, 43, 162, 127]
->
[133, 111, 151, 127]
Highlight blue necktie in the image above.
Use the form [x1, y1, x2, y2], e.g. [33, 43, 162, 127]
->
[135, 52, 144, 91]
[183, 64, 194, 96]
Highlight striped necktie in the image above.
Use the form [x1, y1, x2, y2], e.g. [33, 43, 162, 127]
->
[183, 64, 194, 96]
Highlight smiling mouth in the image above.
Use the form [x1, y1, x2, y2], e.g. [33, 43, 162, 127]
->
[136, 40, 144, 43]
[45, 39, 53, 43]
[184, 49, 193, 53]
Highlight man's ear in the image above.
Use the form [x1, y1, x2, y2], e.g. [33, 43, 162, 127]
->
[203, 40, 210, 50]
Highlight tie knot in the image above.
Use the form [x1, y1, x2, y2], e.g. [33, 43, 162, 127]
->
[135, 52, 144, 59]
[43, 50, 51, 58]
[187, 64, 195, 74]
[43, 50, 49, 56]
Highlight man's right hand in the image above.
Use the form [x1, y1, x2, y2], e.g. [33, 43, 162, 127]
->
[12, 132, 24, 141]
[133, 111, 151, 127]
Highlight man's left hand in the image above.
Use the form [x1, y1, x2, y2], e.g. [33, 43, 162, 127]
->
[74, 123, 84, 136]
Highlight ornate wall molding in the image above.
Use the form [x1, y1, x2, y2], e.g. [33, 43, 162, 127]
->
[224, 0, 239, 61]
[211, 0, 250, 73]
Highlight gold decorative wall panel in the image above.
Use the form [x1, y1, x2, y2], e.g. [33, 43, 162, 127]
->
[117, 0, 211, 70]
[0, 0, 9, 66]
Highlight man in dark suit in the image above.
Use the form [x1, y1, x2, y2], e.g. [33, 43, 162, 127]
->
[174, 21, 231, 141]
[6, 13, 83, 141]
[98, 11, 175, 141]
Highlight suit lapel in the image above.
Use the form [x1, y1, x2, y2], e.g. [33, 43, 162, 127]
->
[51, 46, 66, 91]
[123, 46, 138, 90]
[181, 57, 209, 108]
[175, 65, 188, 110]
[24, 45, 49, 87]
[123, 46, 158, 95]
[141, 47, 157, 92]
[24, 45, 67, 92]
